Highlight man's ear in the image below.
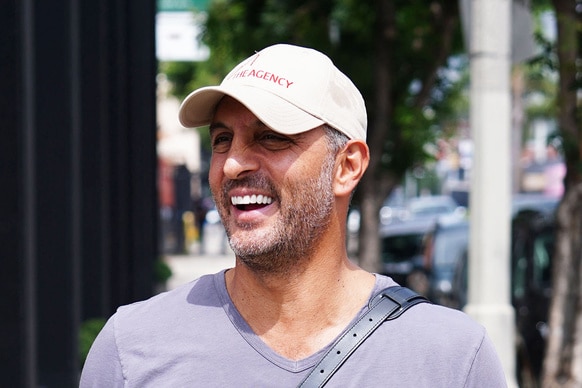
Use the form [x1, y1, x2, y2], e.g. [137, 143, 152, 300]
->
[334, 140, 369, 197]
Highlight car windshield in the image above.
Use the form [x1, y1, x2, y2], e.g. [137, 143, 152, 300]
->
[382, 233, 425, 264]
[433, 227, 468, 268]
[405, 196, 458, 220]
[412, 205, 455, 217]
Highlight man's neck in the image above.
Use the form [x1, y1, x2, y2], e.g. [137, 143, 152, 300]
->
[224, 252, 376, 360]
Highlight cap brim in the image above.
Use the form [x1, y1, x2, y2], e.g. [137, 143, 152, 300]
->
[178, 84, 324, 135]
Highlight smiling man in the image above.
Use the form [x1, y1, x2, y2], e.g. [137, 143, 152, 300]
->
[80, 44, 507, 387]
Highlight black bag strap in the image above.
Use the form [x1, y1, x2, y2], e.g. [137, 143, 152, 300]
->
[298, 286, 430, 388]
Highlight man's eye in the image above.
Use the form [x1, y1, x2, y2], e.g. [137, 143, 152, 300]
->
[211, 134, 232, 153]
[259, 133, 293, 149]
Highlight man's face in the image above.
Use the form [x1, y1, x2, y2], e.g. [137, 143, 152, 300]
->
[208, 97, 336, 274]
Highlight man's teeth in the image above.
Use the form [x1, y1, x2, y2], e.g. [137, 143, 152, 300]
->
[231, 195, 273, 206]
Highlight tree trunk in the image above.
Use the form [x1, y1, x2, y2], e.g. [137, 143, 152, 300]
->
[357, 0, 395, 273]
[357, 0, 461, 273]
[542, 0, 581, 386]
[543, 185, 582, 387]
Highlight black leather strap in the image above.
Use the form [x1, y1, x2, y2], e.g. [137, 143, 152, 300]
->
[298, 286, 429, 388]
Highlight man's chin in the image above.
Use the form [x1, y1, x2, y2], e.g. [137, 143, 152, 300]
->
[227, 230, 270, 255]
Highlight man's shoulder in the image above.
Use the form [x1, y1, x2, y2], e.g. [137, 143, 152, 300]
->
[114, 272, 221, 326]
[409, 301, 482, 330]
[343, 301, 504, 386]
[371, 299, 487, 355]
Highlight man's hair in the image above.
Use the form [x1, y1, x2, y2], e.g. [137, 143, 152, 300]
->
[323, 125, 349, 155]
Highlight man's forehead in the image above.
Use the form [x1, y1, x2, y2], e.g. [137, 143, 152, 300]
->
[209, 118, 266, 133]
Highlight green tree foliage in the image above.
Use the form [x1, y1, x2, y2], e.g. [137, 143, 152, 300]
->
[161, 0, 466, 270]
[79, 318, 107, 367]
[163, 0, 465, 166]
[523, 2, 558, 134]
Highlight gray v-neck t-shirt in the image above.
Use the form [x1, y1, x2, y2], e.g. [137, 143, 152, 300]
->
[80, 271, 507, 387]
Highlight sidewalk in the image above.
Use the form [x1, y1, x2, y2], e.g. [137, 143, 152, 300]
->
[164, 251, 235, 290]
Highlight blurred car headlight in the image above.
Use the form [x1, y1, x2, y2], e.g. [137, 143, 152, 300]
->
[436, 280, 452, 294]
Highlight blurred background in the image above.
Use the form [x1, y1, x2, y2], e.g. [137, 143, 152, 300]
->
[2, 0, 580, 387]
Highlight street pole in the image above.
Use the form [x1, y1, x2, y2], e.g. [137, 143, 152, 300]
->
[465, 0, 517, 386]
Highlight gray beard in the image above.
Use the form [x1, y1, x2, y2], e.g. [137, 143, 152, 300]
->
[215, 154, 336, 277]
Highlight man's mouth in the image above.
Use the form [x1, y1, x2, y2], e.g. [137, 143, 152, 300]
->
[230, 194, 274, 211]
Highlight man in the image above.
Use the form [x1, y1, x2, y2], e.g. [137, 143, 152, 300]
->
[81, 44, 507, 387]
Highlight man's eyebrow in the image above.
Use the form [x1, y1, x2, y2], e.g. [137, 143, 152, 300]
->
[209, 122, 228, 135]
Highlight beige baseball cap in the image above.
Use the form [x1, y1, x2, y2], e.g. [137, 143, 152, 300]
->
[178, 44, 367, 141]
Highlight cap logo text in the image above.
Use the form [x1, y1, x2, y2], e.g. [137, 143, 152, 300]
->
[228, 68, 294, 88]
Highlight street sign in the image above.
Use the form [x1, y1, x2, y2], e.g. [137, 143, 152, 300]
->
[157, 0, 209, 12]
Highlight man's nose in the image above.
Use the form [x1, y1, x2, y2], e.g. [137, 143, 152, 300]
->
[223, 142, 259, 180]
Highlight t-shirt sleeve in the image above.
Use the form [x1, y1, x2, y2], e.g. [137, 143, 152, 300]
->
[79, 315, 125, 387]
[464, 331, 508, 387]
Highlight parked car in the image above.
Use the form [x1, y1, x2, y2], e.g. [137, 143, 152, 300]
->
[450, 208, 556, 385]
[428, 194, 559, 306]
[402, 195, 465, 221]
[380, 193, 464, 225]
[511, 209, 555, 384]
[422, 214, 469, 305]
[379, 217, 434, 287]
[382, 193, 558, 310]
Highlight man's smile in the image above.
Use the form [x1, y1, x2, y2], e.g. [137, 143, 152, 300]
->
[231, 194, 274, 211]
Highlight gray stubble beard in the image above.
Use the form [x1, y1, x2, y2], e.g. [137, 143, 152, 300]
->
[218, 153, 336, 277]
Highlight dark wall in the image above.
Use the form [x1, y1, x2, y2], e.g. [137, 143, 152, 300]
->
[0, 0, 158, 386]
